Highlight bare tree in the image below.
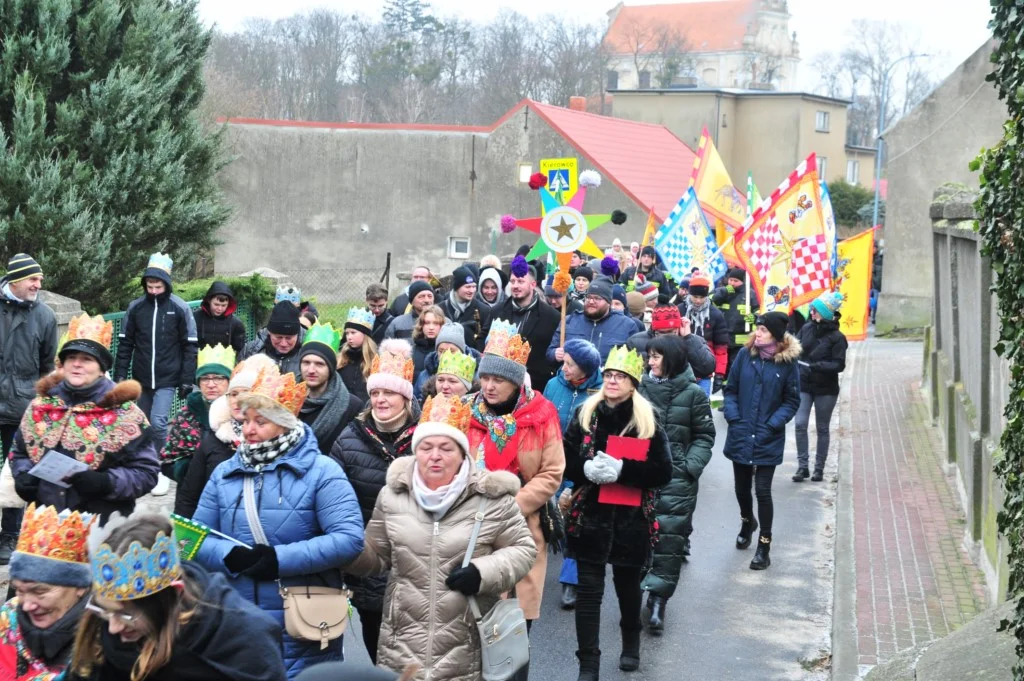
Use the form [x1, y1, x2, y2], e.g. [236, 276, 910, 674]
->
[539, 18, 608, 106]
[470, 11, 547, 121]
[616, 17, 691, 88]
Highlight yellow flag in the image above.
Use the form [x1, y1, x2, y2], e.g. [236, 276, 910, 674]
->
[836, 228, 875, 341]
[690, 127, 745, 266]
[640, 208, 657, 248]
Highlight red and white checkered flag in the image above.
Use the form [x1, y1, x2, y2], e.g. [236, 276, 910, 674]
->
[741, 214, 780, 285]
[790, 234, 831, 298]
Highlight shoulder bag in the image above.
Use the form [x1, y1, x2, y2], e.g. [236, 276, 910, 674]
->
[464, 496, 530, 681]
[243, 476, 351, 650]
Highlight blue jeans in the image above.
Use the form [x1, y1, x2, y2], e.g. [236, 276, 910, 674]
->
[137, 386, 175, 453]
[697, 377, 712, 397]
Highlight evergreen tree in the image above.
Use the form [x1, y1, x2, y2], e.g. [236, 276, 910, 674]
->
[0, 0, 229, 312]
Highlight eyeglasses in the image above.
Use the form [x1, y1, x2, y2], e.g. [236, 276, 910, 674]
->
[584, 295, 606, 303]
[85, 597, 137, 623]
[198, 376, 228, 385]
[603, 371, 630, 384]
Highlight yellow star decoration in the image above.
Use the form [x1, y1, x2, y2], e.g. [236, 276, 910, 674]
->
[552, 216, 575, 241]
[772, 231, 798, 267]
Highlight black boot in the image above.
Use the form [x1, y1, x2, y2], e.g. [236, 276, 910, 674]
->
[0, 533, 16, 566]
[576, 650, 600, 681]
[811, 469, 824, 482]
[792, 468, 810, 482]
[735, 517, 758, 550]
[647, 595, 666, 635]
[619, 629, 640, 672]
[561, 584, 577, 610]
[750, 536, 772, 570]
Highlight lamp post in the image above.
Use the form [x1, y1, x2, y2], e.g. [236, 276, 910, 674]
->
[872, 53, 928, 228]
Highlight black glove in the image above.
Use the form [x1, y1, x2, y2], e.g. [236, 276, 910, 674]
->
[224, 546, 260, 574]
[67, 470, 113, 498]
[445, 564, 482, 596]
[240, 544, 279, 581]
[13, 473, 39, 502]
[177, 384, 193, 401]
[713, 375, 724, 394]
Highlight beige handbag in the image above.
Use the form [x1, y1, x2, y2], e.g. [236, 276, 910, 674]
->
[243, 476, 351, 650]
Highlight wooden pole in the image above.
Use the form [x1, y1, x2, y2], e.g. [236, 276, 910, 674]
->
[560, 294, 567, 347]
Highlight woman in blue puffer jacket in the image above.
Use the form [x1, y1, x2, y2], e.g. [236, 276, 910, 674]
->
[193, 365, 365, 680]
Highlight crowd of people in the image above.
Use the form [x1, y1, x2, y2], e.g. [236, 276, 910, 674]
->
[0, 244, 850, 681]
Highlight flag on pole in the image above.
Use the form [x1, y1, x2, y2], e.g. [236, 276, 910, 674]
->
[690, 127, 745, 267]
[654, 187, 728, 283]
[736, 153, 832, 313]
[170, 513, 250, 561]
[747, 172, 762, 217]
[836, 227, 876, 340]
[640, 207, 658, 248]
[820, 181, 839, 278]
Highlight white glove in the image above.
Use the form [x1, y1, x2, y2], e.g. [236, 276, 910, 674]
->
[584, 459, 618, 485]
[593, 451, 623, 481]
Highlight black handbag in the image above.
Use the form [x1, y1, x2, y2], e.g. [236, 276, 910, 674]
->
[538, 497, 566, 552]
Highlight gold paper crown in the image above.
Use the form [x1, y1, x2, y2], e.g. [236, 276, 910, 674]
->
[604, 345, 645, 383]
[249, 364, 308, 416]
[484, 319, 531, 366]
[197, 343, 236, 372]
[16, 503, 96, 565]
[420, 394, 473, 432]
[65, 313, 113, 350]
[370, 339, 415, 382]
[437, 351, 476, 383]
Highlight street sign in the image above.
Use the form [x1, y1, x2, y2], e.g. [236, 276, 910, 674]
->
[540, 158, 578, 202]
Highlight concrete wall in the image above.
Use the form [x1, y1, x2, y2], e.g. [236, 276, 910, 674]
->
[923, 186, 1008, 604]
[877, 39, 1005, 333]
[215, 108, 649, 296]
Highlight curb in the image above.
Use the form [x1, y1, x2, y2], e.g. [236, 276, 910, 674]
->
[832, 343, 860, 680]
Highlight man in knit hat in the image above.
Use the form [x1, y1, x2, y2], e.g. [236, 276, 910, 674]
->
[298, 323, 362, 454]
[622, 246, 672, 297]
[492, 256, 560, 392]
[550, 280, 637, 364]
[439, 265, 492, 351]
[239, 300, 307, 376]
[569, 265, 594, 306]
[625, 304, 715, 378]
[384, 280, 435, 341]
[388, 266, 434, 317]
[0, 253, 57, 564]
[712, 266, 761, 376]
[678, 272, 731, 396]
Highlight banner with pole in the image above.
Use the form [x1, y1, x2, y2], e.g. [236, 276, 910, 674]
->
[690, 127, 746, 268]
[835, 227, 876, 341]
[653, 187, 728, 283]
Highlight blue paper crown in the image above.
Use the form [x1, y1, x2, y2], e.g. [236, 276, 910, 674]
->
[146, 253, 173, 274]
[486, 318, 519, 343]
[90, 532, 181, 601]
[275, 285, 302, 304]
[346, 306, 375, 331]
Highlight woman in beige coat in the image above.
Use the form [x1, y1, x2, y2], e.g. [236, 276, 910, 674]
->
[346, 395, 536, 681]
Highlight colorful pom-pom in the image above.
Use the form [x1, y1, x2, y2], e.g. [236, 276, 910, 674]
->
[579, 170, 601, 188]
[500, 215, 517, 234]
[553, 271, 572, 295]
[528, 173, 547, 191]
[601, 256, 619, 276]
[611, 210, 627, 225]
[510, 255, 530, 278]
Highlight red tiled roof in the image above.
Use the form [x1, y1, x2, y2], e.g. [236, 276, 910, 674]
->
[524, 101, 696, 221]
[603, 0, 757, 55]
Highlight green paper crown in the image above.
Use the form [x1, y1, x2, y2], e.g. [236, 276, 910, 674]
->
[437, 351, 476, 383]
[604, 345, 644, 383]
[303, 321, 341, 353]
[197, 343, 236, 373]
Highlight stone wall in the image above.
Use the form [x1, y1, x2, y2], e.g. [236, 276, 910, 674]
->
[923, 184, 1009, 603]
[38, 290, 82, 338]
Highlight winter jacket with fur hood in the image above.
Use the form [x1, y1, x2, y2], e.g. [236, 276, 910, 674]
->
[345, 457, 536, 681]
[723, 334, 802, 466]
[10, 373, 159, 519]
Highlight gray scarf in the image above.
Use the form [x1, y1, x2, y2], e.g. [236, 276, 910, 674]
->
[687, 296, 711, 337]
[299, 372, 350, 447]
[449, 290, 471, 315]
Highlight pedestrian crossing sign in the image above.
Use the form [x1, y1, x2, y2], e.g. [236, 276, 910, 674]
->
[540, 157, 578, 203]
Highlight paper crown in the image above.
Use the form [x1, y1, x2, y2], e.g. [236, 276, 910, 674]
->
[89, 528, 181, 602]
[15, 503, 95, 566]
[146, 252, 173, 274]
[275, 285, 302, 304]
[303, 321, 341, 353]
[370, 339, 415, 383]
[197, 343, 236, 372]
[249, 364, 308, 416]
[63, 313, 113, 351]
[484, 319, 531, 366]
[437, 350, 476, 384]
[604, 345, 645, 383]
[345, 306, 375, 333]
[419, 394, 473, 433]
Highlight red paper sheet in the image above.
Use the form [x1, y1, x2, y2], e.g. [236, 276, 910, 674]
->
[597, 435, 650, 506]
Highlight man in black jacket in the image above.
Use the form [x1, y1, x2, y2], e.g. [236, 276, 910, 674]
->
[238, 301, 306, 375]
[0, 253, 57, 563]
[712, 267, 760, 376]
[491, 256, 560, 392]
[438, 265, 492, 351]
[193, 281, 246, 354]
[114, 253, 198, 455]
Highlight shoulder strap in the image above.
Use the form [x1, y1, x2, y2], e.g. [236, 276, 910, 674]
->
[243, 475, 270, 546]
[463, 495, 490, 621]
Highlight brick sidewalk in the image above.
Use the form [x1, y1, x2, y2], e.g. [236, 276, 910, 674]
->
[846, 339, 987, 671]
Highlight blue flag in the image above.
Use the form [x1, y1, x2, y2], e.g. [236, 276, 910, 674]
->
[654, 187, 728, 283]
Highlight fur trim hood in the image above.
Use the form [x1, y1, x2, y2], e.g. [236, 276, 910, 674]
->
[385, 455, 521, 498]
[744, 332, 802, 363]
[36, 371, 142, 408]
[208, 395, 239, 444]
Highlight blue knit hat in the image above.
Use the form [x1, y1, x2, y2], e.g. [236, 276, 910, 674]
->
[810, 291, 844, 321]
[563, 339, 601, 378]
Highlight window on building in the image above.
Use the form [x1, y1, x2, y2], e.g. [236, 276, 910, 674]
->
[815, 110, 830, 132]
[819, 157, 829, 181]
[448, 237, 470, 259]
[606, 70, 619, 90]
[638, 70, 651, 89]
[702, 68, 718, 86]
[846, 159, 860, 185]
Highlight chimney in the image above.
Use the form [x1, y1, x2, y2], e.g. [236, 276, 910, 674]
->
[569, 96, 587, 112]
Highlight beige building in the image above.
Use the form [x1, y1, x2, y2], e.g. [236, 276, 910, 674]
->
[610, 88, 876, 191]
[603, 0, 801, 92]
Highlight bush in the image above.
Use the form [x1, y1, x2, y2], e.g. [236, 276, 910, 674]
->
[174, 274, 276, 326]
[826, 180, 874, 226]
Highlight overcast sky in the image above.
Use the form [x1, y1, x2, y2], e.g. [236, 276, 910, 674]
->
[196, 0, 993, 90]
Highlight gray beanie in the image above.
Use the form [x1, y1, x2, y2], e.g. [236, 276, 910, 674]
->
[478, 354, 527, 387]
[436, 323, 467, 353]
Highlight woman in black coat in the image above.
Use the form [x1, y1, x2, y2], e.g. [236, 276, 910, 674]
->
[563, 346, 672, 681]
[793, 292, 849, 483]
